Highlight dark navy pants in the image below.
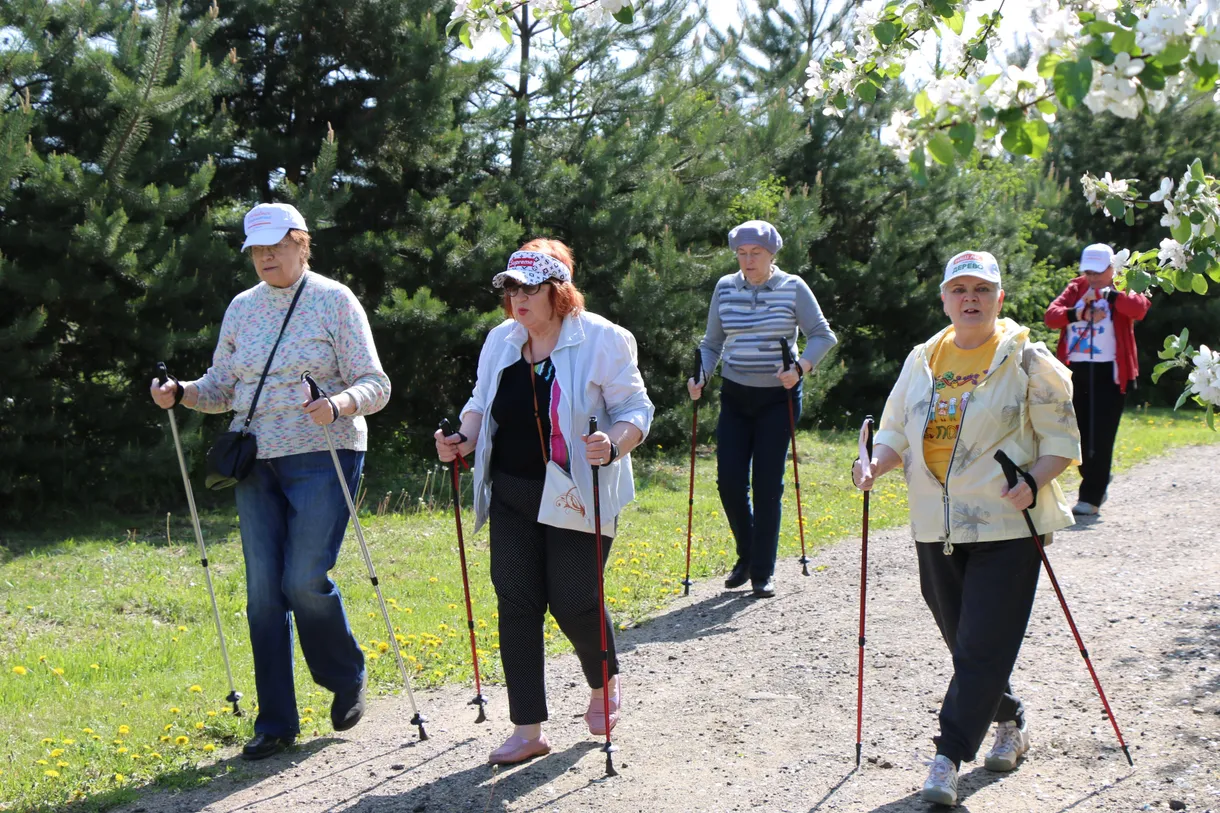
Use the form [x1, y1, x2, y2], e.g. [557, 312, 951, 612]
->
[917, 537, 1041, 765]
[1071, 361, 1126, 506]
[715, 379, 802, 584]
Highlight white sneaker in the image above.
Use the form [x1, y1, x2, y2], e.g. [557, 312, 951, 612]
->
[1072, 501, 1099, 516]
[984, 720, 1030, 772]
[921, 754, 959, 806]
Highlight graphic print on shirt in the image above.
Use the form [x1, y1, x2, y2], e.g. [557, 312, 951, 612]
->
[923, 367, 989, 443]
[1067, 296, 1117, 362]
[534, 358, 570, 470]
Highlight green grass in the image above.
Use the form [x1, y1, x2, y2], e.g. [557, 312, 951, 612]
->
[0, 406, 1214, 811]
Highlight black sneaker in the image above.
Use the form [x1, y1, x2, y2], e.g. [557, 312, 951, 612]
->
[752, 578, 776, 598]
[724, 561, 750, 589]
[331, 673, 368, 732]
[241, 732, 294, 761]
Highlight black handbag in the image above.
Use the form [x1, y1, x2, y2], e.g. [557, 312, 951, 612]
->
[205, 277, 309, 490]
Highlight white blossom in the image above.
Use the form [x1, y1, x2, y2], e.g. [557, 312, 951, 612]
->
[1158, 237, 1189, 269]
[1150, 177, 1174, 202]
[1188, 345, 1220, 406]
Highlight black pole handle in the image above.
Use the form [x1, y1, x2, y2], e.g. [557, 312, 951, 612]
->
[692, 347, 703, 385]
[588, 416, 598, 467]
[779, 337, 794, 371]
[155, 362, 169, 386]
[440, 418, 453, 436]
[864, 415, 875, 458]
[302, 371, 325, 401]
[994, 449, 1020, 489]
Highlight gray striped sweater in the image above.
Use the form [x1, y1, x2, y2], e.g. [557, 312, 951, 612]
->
[698, 267, 837, 388]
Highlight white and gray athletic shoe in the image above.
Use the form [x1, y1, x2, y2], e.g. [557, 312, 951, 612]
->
[921, 754, 959, 806]
[984, 720, 1030, 772]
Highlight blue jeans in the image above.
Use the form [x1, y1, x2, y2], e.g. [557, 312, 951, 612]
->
[234, 450, 366, 739]
[716, 379, 802, 584]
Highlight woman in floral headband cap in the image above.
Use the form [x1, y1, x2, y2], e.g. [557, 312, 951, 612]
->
[434, 238, 653, 764]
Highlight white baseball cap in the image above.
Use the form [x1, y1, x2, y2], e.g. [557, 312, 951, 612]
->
[1079, 243, 1115, 273]
[242, 203, 308, 250]
[942, 250, 1002, 288]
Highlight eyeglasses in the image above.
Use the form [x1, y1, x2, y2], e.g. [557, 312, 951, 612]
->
[249, 239, 294, 259]
[502, 281, 549, 297]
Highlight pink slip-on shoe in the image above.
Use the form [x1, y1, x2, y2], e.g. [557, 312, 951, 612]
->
[488, 732, 551, 765]
[585, 680, 621, 736]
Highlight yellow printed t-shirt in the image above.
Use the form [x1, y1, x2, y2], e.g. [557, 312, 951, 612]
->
[923, 328, 1001, 483]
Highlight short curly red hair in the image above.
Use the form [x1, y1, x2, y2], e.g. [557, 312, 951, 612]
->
[501, 238, 586, 319]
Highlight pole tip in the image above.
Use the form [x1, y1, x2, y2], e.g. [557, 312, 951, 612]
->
[411, 712, 429, 741]
[1122, 745, 1133, 767]
[604, 749, 618, 777]
[856, 742, 862, 768]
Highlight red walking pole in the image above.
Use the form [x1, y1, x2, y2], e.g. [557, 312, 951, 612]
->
[855, 415, 874, 768]
[588, 416, 618, 777]
[682, 347, 703, 596]
[779, 338, 810, 576]
[995, 450, 1133, 766]
[440, 419, 487, 724]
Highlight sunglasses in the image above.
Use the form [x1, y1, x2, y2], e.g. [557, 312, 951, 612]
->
[502, 281, 550, 297]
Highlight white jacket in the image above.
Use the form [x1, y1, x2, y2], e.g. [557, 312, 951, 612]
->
[462, 312, 655, 534]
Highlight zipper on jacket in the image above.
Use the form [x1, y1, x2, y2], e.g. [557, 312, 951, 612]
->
[937, 350, 1010, 555]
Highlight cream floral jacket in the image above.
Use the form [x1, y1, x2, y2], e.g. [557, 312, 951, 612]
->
[875, 318, 1081, 551]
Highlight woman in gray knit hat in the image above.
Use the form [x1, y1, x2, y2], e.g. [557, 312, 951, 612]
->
[687, 220, 837, 597]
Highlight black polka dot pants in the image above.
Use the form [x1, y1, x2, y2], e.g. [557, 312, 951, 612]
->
[489, 470, 618, 725]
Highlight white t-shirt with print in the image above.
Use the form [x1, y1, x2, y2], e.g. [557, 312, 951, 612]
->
[1067, 291, 1117, 363]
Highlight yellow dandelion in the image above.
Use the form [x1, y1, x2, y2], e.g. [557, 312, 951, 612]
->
[117, 725, 130, 736]
[188, 685, 202, 693]
[300, 717, 313, 725]
[405, 607, 414, 614]
[195, 722, 205, 730]
[171, 637, 178, 643]
[175, 736, 189, 746]
[116, 747, 128, 754]
[112, 740, 123, 746]
[50, 749, 64, 758]
[44, 770, 60, 778]
[62, 739, 74, 745]
[206, 711, 217, 717]
[164, 724, 174, 731]
[177, 626, 188, 632]
[203, 743, 215, 752]
[36, 759, 48, 765]
[114, 773, 126, 783]
[92, 736, 101, 741]
[11, 666, 27, 675]
[90, 663, 100, 670]
[303, 707, 315, 715]
[367, 611, 375, 618]
[448, 603, 458, 609]
[159, 736, 171, 742]
[57, 761, 69, 767]
[428, 577, 438, 583]
[368, 652, 380, 660]
[492, 612, 499, 619]
[149, 752, 162, 759]
[170, 707, 180, 713]
[377, 642, 389, 653]
[477, 620, 488, 628]
[81, 728, 94, 735]
[131, 754, 142, 760]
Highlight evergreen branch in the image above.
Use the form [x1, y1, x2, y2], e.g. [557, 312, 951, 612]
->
[102, 1, 179, 179]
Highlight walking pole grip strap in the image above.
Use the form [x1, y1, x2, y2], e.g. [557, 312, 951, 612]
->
[994, 450, 1038, 510]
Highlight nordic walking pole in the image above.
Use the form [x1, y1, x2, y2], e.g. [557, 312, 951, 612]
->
[779, 338, 810, 576]
[302, 372, 429, 741]
[994, 450, 1132, 766]
[682, 347, 703, 596]
[589, 416, 618, 777]
[855, 415, 874, 768]
[155, 363, 243, 717]
[1087, 299, 1096, 460]
[440, 418, 488, 724]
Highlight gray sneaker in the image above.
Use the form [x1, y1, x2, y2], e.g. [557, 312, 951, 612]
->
[983, 720, 1030, 771]
[921, 754, 958, 806]
[1072, 501, 1099, 516]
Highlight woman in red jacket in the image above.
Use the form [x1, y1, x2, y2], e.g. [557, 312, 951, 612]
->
[1044, 244, 1151, 516]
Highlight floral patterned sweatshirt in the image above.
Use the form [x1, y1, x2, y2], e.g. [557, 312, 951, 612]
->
[875, 318, 1080, 551]
[188, 270, 390, 458]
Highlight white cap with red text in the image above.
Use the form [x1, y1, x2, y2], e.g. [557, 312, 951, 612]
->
[942, 250, 1001, 288]
[1079, 243, 1115, 273]
[242, 203, 308, 250]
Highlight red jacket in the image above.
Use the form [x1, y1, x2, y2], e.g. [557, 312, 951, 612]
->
[1044, 276, 1151, 394]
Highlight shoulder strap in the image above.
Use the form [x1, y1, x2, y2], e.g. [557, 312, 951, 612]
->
[527, 340, 550, 463]
[241, 275, 309, 432]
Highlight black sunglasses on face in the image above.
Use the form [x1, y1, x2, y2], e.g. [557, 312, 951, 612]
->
[502, 281, 549, 297]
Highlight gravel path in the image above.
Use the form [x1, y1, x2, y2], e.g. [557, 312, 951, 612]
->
[117, 445, 1220, 813]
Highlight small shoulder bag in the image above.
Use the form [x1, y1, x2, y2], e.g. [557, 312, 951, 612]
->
[529, 347, 592, 533]
[204, 276, 309, 490]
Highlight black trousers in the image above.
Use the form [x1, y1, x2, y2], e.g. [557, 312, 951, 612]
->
[1071, 361, 1127, 506]
[489, 470, 618, 725]
[917, 537, 1041, 765]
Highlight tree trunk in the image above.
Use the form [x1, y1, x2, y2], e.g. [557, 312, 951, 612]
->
[509, 3, 531, 179]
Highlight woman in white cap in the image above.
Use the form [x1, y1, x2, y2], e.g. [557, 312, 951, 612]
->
[150, 203, 390, 760]
[434, 238, 653, 765]
[687, 220, 837, 597]
[852, 250, 1080, 806]
[1044, 243, 1150, 516]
